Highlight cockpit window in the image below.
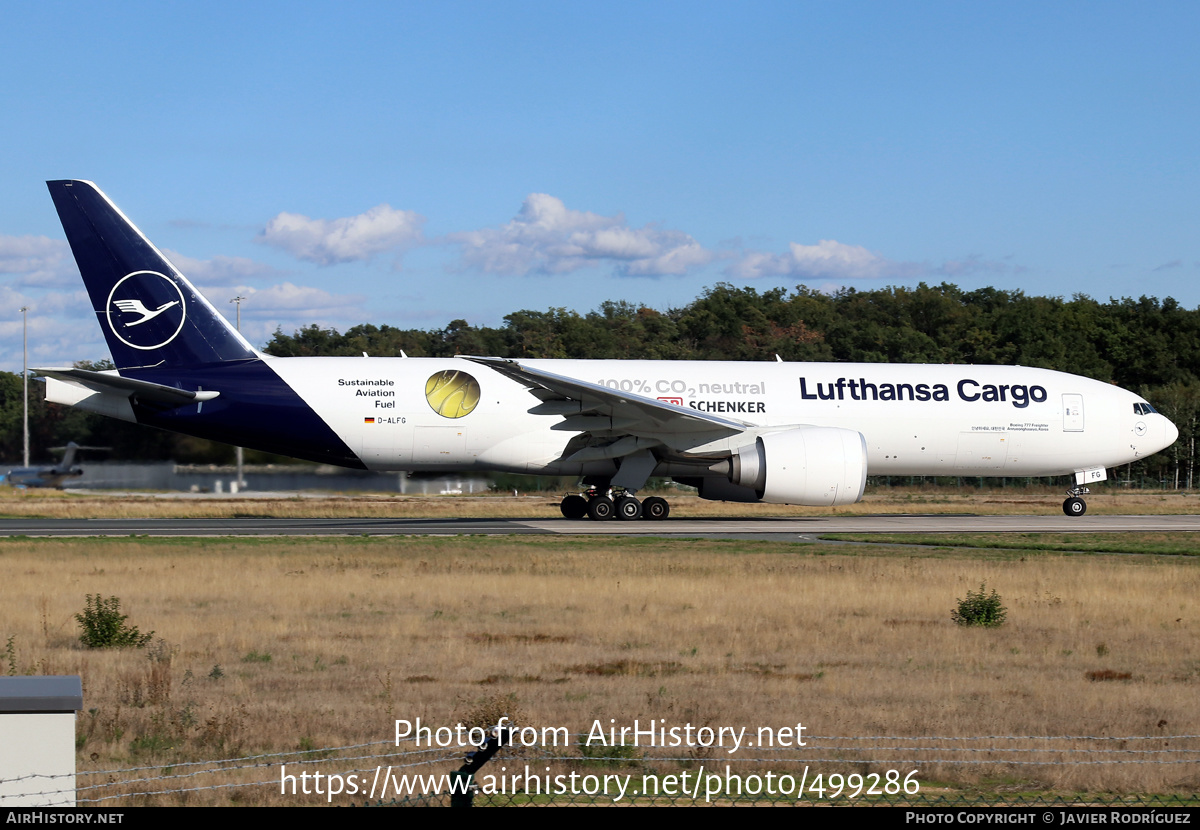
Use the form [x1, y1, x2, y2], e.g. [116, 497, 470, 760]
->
[1133, 403, 1159, 415]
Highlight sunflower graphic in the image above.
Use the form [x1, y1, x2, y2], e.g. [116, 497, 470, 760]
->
[425, 370, 481, 418]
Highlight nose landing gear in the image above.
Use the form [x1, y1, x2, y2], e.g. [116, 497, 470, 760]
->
[1063, 486, 1089, 517]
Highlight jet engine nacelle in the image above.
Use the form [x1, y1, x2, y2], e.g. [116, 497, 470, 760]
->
[724, 426, 868, 506]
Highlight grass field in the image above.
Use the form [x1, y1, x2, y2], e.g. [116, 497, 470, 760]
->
[2, 526, 1198, 805]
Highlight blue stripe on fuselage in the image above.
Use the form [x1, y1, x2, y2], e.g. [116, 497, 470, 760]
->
[122, 359, 366, 469]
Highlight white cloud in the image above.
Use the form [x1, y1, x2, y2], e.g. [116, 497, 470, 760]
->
[0, 284, 105, 371]
[0, 313, 103, 363]
[0, 283, 93, 321]
[164, 250, 284, 286]
[0, 235, 78, 286]
[728, 239, 923, 281]
[729, 240, 1013, 282]
[450, 194, 712, 277]
[196, 281, 367, 328]
[258, 205, 425, 265]
[196, 282, 371, 350]
[223, 282, 365, 314]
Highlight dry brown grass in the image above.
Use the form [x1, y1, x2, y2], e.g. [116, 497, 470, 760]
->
[2, 535, 1198, 805]
[1, 485, 1197, 520]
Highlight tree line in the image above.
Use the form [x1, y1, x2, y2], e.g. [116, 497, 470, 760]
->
[4, 282, 1197, 486]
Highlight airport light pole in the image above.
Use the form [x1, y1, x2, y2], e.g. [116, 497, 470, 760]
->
[20, 306, 29, 467]
[230, 296, 246, 490]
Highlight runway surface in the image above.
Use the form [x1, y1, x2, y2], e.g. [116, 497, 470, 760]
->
[1, 514, 1198, 539]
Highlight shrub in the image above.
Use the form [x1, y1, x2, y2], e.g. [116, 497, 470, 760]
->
[75, 595, 154, 649]
[951, 582, 1007, 627]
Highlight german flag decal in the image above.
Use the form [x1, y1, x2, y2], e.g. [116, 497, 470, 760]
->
[364, 417, 376, 424]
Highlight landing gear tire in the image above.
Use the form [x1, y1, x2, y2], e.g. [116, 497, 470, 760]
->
[587, 496, 615, 521]
[615, 496, 642, 521]
[560, 494, 588, 519]
[642, 496, 670, 521]
[1063, 496, 1087, 517]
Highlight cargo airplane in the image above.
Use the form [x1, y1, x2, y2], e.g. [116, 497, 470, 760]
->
[39, 181, 1179, 519]
[2, 442, 100, 489]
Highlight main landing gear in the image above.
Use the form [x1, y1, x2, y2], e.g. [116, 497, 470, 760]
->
[1063, 486, 1089, 517]
[559, 488, 671, 521]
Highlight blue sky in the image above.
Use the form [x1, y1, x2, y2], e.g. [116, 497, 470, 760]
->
[2, 1, 1198, 371]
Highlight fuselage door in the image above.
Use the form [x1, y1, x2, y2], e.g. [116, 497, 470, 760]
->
[954, 432, 1009, 470]
[413, 425, 467, 465]
[1062, 394, 1084, 432]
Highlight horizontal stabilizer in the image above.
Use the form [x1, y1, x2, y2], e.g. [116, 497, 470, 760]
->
[36, 367, 219, 407]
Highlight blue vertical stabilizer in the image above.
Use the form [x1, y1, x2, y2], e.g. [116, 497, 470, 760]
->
[46, 180, 257, 370]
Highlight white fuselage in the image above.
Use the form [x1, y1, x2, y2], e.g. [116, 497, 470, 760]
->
[264, 357, 1176, 478]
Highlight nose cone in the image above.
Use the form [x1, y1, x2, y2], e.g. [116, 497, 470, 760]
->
[1163, 416, 1180, 450]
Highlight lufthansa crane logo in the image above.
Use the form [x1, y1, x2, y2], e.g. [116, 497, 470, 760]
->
[106, 271, 187, 351]
[425, 370, 480, 419]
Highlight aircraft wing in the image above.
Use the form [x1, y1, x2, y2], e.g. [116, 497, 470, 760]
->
[461, 356, 750, 439]
[35, 368, 220, 407]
